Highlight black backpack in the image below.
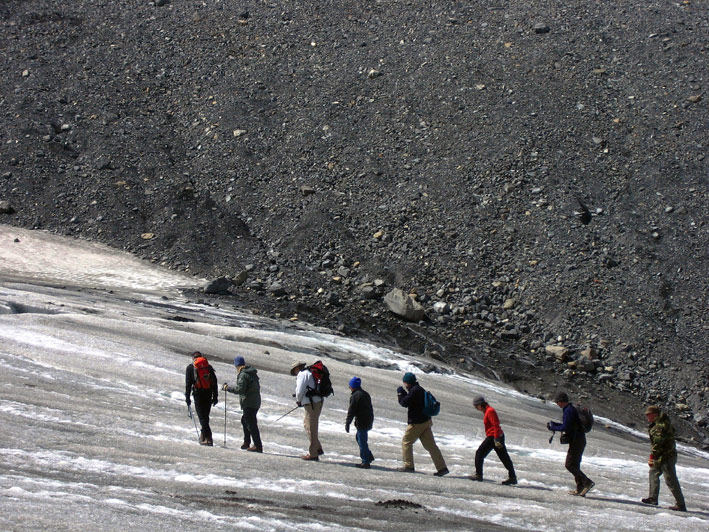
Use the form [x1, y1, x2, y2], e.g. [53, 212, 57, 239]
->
[306, 361, 334, 398]
[576, 404, 594, 433]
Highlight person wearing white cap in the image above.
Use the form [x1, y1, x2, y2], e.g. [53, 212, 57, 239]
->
[291, 361, 324, 461]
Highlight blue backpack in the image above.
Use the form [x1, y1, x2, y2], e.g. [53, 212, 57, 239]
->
[422, 390, 440, 417]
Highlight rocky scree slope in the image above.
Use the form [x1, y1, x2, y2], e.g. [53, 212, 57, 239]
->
[0, 1, 706, 441]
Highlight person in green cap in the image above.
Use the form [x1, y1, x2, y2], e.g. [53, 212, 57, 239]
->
[397, 372, 448, 476]
[641, 405, 686, 511]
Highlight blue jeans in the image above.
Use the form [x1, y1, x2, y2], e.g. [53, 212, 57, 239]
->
[356, 429, 374, 464]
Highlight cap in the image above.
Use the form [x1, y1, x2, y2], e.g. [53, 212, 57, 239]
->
[349, 376, 362, 389]
[191, 351, 202, 359]
[234, 356, 246, 367]
[473, 396, 486, 407]
[554, 391, 569, 403]
[402, 372, 417, 384]
[645, 405, 660, 416]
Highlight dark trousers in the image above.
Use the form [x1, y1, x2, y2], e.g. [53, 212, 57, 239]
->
[193, 394, 212, 442]
[356, 429, 375, 464]
[241, 406, 262, 449]
[566, 434, 591, 490]
[475, 435, 516, 478]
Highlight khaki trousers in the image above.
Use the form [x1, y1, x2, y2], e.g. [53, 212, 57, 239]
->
[303, 400, 323, 456]
[402, 418, 446, 471]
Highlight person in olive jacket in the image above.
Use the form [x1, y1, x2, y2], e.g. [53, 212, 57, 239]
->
[223, 356, 262, 452]
[345, 377, 375, 468]
[641, 405, 686, 511]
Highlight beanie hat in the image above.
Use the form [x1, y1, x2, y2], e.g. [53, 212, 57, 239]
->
[554, 391, 570, 403]
[402, 372, 417, 384]
[234, 356, 246, 367]
[473, 395, 486, 407]
[349, 376, 362, 389]
[645, 405, 660, 416]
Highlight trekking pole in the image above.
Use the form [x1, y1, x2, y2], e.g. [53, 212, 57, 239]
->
[187, 403, 200, 440]
[274, 404, 301, 422]
[549, 431, 555, 444]
[223, 388, 227, 447]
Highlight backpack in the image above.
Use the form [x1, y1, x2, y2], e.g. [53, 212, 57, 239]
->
[193, 356, 212, 390]
[576, 403, 594, 433]
[306, 360, 334, 398]
[422, 390, 441, 417]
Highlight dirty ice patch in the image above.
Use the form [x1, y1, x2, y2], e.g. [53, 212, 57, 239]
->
[0, 225, 203, 292]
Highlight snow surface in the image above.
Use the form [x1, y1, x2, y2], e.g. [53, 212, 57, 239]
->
[0, 225, 707, 531]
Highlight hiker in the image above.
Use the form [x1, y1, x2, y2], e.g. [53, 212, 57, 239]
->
[546, 391, 594, 496]
[184, 351, 218, 446]
[291, 361, 324, 461]
[345, 376, 375, 468]
[641, 405, 686, 511]
[397, 372, 448, 476]
[471, 396, 517, 485]
[222, 356, 262, 453]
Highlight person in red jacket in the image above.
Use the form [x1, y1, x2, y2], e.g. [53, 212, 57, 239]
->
[470, 396, 517, 485]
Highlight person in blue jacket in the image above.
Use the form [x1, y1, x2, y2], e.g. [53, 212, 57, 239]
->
[547, 391, 594, 496]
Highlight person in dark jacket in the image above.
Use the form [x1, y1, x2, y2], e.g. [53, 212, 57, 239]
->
[471, 396, 517, 485]
[185, 351, 218, 446]
[345, 376, 375, 468]
[397, 372, 448, 476]
[547, 391, 594, 496]
[641, 405, 686, 511]
[223, 356, 262, 452]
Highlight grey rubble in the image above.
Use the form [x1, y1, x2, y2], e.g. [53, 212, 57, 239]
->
[0, 1, 706, 439]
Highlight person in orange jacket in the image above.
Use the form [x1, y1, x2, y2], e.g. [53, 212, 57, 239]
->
[470, 396, 517, 485]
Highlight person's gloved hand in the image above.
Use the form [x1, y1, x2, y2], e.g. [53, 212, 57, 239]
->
[221, 383, 228, 391]
[345, 424, 350, 433]
[212, 399, 218, 406]
[648, 454, 654, 467]
[546, 421, 553, 431]
[494, 438, 503, 449]
[185, 397, 191, 407]
[397, 386, 405, 395]
[296, 401, 302, 407]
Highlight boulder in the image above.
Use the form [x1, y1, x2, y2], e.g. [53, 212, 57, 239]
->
[433, 301, 450, 314]
[204, 277, 232, 295]
[233, 270, 248, 286]
[545, 344, 569, 362]
[384, 288, 426, 322]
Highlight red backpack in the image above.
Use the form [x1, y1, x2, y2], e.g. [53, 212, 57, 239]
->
[193, 355, 212, 389]
[306, 360, 333, 397]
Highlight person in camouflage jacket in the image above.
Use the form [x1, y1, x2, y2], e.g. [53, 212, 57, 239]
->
[641, 405, 686, 511]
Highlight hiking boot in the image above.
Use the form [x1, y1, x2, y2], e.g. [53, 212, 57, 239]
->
[469, 474, 483, 482]
[501, 477, 518, 486]
[578, 480, 595, 497]
[317, 448, 324, 456]
[240, 442, 250, 450]
[205, 438, 213, 446]
[641, 497, 658, 506]
[356, 463, 371, 469]
[301, 454, 319, 461]
[568, 489, 581, 496]
[247, 446, 262, 453]
[397, 466, 415, 473]
[434, 467, 449, 477]
[199, 439, 210, 446]
[669, 504, 686, 512]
